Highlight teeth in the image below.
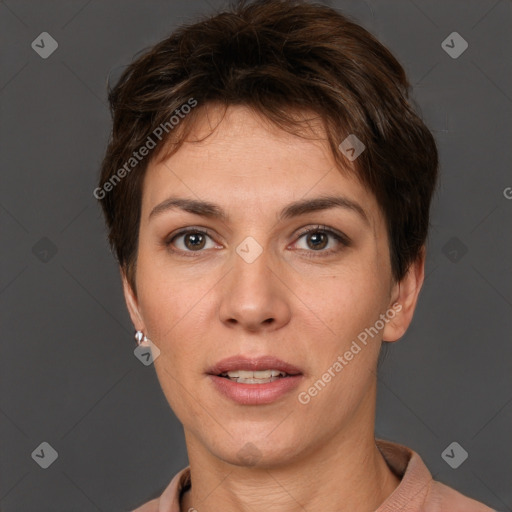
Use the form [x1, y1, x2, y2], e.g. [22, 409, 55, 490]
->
[219, 369, 290, 383]
[235, 377, 282, 384]
[227, 370, 286, 379]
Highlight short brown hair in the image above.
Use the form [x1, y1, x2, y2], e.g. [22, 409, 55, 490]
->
[98, 0, 438, 293]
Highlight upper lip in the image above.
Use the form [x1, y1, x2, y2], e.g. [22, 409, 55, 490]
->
[206, 355, 303, 376]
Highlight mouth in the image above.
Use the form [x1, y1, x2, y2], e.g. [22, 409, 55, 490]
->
[218, 369, 296, 384]
[206, 356, 304, 405]
[206, 355, 303, 384]
[206, 355, 302, 380]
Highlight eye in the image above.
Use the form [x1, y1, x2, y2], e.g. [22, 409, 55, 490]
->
[293, 225, 350, 255]
[166, 229, 219, 253]
[165, 225, 349, 256]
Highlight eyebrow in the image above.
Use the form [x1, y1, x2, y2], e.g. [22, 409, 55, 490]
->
[149, 195, 369, 225]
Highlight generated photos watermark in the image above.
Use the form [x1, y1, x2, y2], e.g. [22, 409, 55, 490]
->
[298, 302, 402, 405]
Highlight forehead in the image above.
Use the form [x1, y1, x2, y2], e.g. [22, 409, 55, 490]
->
[142, 104, 382, 230]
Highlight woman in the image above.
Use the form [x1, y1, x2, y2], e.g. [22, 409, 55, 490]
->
[97, 1, 495, 510]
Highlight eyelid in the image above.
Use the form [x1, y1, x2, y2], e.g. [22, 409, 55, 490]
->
[165, 226, 216, 243]
[165, 226, 221, 253]
[294, 224, 352, 247]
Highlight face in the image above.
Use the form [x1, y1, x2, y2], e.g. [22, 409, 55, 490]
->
[124, 105, 422, 468]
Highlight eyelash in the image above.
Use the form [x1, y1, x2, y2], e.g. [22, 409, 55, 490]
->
[295, 225, 351, 257]
[165, 225, 351, 258]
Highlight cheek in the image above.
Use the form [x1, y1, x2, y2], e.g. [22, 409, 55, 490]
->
[297, 274, 383, 415]
[135, 265, 209, 417]
[295, 265, 387, 339]
[135, 246, 206, 332]
[135, 253, 217, 382]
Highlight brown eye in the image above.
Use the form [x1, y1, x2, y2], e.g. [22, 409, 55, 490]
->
[183, 232, 206, 250]
[294, 225, 351, 256]
[167, 229, 217, 253]
[305, 231, 328, 250]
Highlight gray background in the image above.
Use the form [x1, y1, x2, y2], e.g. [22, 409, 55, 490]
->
[1, 0, 511, 510]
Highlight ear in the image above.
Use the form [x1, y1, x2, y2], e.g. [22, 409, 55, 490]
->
[382, 247, 425, 343]
[121, 269, 144, 331]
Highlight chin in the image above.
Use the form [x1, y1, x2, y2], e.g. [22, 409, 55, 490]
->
[209, 433, 303, 469]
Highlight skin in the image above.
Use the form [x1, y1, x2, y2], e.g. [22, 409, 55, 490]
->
[123, 104, 425, 512]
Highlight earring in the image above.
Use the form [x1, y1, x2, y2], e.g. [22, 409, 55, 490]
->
[135, 330, 149, 346]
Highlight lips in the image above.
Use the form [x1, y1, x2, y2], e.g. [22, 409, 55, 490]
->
[206, 355, 303, 377]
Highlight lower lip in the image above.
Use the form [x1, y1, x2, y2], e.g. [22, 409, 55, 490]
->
[208, 375, 303, 405]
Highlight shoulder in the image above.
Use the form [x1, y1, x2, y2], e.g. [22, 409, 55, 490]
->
[130, 497, 159, 512]
[426, 480, 496, 512]
[129, 466, 191, 512]
[375, 438, 495, 512]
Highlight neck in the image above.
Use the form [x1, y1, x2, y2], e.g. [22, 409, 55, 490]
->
[181, 388, 400, 512]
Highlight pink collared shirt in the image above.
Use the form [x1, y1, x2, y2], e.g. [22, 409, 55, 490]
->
[131, 438, 495, 512]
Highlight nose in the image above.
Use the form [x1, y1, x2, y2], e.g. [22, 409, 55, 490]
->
[218, 245, 292, 332]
